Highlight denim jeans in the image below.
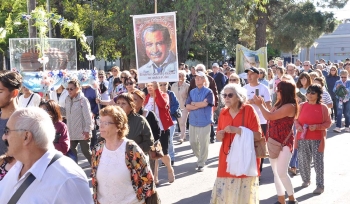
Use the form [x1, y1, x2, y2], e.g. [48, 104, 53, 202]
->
[168, 123, 176, 161]
[336, 100, 350, 128]
[289, 149, 298, 168]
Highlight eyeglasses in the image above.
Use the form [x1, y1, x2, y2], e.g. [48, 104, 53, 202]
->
[3, 127, 26, 135]
[222, 93, 235, 98]
[97, 121, 115, 126]
[159, 84, 167, 87]
[229, 79, 238, 82]
[196, 69, 203, 72]
[125, 82, 134, 85]
[66, 87, 76, 91]
[306, 90, 317, 95]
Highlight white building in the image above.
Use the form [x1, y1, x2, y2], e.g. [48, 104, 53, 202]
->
[299, 19, 350, 63]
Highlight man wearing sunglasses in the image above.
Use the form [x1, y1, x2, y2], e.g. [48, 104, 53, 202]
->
[301, 61, 313, 74]
[0, 108, 92, 203]
[0, 71, 22, 155]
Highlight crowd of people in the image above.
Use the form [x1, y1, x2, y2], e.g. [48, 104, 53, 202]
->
[0, 57, 349, 203]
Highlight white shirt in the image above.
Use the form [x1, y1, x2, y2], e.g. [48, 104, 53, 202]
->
[0, 149, 93, 204]
[244, 83, 271, 124]
[18, 93, 41, 108]
[144, 97, 164, 130]
[96, 140, 143, 204]
[100, 80, 110, 100]
[49, 89, 69, 107]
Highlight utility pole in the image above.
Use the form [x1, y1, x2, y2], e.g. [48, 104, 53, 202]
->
[27, 0, 37, 38]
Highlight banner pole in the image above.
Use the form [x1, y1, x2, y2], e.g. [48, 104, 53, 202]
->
[155, 0, 157, 13]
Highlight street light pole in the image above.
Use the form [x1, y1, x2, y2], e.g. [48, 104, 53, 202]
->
[313, 42, 319, 64]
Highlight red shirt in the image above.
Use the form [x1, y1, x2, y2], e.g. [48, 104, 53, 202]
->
[296, 103, 323, 140]
[216, 105, 261, 178]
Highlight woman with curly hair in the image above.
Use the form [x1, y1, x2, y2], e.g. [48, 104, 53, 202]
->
[91, 106, 158, 203]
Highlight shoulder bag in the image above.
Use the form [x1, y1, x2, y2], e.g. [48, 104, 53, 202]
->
[148, 100, 164, 160]
[242, 107, 269, 158]
[266, 121, 292, 159]
[7, 154, 62, 204]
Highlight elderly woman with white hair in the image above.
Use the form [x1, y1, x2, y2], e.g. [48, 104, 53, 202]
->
[171, 70, 190, 143]
[210, 84, 262, 204]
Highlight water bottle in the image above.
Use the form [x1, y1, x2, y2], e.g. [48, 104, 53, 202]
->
[300, 124, 308, 140]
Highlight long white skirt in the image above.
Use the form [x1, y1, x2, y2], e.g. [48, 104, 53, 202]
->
[210, 177, 259, 204]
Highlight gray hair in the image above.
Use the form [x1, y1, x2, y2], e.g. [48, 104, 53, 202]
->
[141, 24, 171, 48]
[221, 84, 247, 108]
[13, 107, 55, 150]
[178, 70, 186, 76]
[340, 70, 348, 76]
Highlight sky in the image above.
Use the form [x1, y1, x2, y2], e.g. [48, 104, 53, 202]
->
[317, 1, 350, 20]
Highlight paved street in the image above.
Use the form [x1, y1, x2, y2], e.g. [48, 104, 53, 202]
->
[78, 122, 350, 203]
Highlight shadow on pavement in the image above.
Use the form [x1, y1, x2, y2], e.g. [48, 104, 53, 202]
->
[157, 156, 218, 186]
[174, 190, 212, 204]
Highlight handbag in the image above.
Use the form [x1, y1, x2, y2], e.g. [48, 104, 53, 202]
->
[149, 140, 164, 160]
[241, 107, 269, 158]
[334, 84, 348, 98]
[145, 191, 161, 204]
[266, 121, 293, 159]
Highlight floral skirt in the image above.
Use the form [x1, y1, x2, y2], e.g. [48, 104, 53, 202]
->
[210, 177, 259, 204]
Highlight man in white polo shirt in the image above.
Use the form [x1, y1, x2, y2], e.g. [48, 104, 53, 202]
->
[244, 67, 272, 173]
[0, 107, 92, 203]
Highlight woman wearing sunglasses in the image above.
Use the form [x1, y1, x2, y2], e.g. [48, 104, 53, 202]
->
[211, 84, 262, 204]
[295, 84, 331, 195]
[254, 81, 299, 204]
[0, 154, 15, 181]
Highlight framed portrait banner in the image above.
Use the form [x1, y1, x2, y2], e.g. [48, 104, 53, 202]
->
[235, 44, 267, 74]
[133, 12, 179, 83]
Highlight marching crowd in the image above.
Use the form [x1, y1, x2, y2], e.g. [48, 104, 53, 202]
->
[0, 57, 349, 204]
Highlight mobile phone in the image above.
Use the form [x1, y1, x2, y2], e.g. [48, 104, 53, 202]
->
[255, 89, 259, 96]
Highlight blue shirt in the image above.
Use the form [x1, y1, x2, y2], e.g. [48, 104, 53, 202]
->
[82, 87, 99, 116]
[185, 87, 213, 127]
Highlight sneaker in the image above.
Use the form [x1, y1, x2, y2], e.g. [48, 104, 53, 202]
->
[345, 127, 350, 132]
[302, 181, 310, 187]
[333, 127, 341, 133]
[196, 166, 204, 172]
[313, 187, 324, 194]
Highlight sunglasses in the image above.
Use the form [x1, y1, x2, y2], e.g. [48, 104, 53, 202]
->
[98, 76, 104, 78]
[303, 65, 309, 66]
[125, 82, 134, 85]
[229, 79, 238, 82]
[306, 90, 317, 95]
[120, 76, 126, 79]
[222, 93, 235, 98]
[3, 127, 26, 135]
[66, 87, 76, 91]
